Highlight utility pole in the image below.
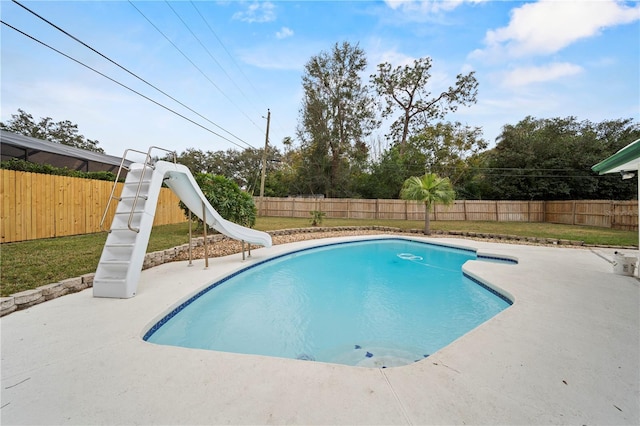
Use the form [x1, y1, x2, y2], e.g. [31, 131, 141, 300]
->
[259, 109, 270, 216]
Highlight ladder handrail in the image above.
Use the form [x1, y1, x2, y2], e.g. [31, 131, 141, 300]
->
[100, 147, 177, 233]
[99, 148, 148, 232]
[127, 146, 177, 232]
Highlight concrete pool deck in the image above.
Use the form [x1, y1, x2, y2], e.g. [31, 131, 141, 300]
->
[1, 235, 639, 425]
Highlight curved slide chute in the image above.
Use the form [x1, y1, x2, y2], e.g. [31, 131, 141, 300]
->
[160, 162, 272, 247]
[93, 160, 271, 298]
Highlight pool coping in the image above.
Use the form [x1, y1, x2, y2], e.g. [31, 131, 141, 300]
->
[1, 235, 639, 425]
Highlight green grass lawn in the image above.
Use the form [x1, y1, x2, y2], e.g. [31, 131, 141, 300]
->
[255, 217, 637, 246]
[1, 217, 636, 297]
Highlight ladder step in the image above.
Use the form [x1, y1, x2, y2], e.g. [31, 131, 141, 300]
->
[100, 260, 131, 266]
[105, 243, 135, 248]
[94, 278, 126, 284]
[119, 195, 148, 201]
[123, 182, 152, 187]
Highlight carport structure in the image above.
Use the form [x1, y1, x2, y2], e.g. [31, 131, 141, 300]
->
[592, 138, 640, 271]
[0, 129, 129, 173]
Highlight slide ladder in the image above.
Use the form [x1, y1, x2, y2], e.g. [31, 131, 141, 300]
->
[94, 147, 272, 298]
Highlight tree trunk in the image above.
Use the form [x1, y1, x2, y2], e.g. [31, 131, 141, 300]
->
[400, 108, 411, 155]
[423, 201, 431, 235]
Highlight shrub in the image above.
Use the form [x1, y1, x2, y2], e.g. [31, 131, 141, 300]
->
[309, 210, 326, 226]
[0, 158, 117, 181]
[179, 173, 256, 228]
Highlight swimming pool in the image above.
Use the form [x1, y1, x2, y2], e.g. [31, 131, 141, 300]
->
[144, 238, 514, 367]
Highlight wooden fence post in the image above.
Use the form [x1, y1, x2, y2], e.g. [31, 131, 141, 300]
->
[610, 200, 614, 228]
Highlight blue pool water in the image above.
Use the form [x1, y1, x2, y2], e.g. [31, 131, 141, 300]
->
[145, 238, 513, 367]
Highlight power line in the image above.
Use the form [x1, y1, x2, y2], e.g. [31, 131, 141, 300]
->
[0, 20, 251, 150]
[167, 1, 263, 130]
[10, 0, 256, 150]
[190, 0, 289, 142]
[190, 1, 265, 110]
[130, 1, 265, 140]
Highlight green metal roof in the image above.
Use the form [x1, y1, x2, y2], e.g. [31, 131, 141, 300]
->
[592, 139, 640, 175]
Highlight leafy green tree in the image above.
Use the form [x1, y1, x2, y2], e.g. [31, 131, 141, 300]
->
[274, 145, 314, 196]
[174, 148, 213, 174]
[361, 145, 413, 199]
[412, 123, 486, 180]
[407, 122, 487, 198]
[361, 122, 486, 199]
[482, 116, 639, 200]
[174, 146, 283, 195]
[400, 173, 455, 235]
[1, 109, 104, 153]
[371, 58, 478, 151]
[180, 173, 256, 228]
[297, 41, 378, 197]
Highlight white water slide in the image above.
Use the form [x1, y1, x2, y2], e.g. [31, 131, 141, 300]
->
[94, 158, 272, 299]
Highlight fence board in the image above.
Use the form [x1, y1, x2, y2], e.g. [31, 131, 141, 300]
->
[44, 175, 56, 238]
[434, 202, 465, 221]
[612, 201, 638, 231]
[377, 199, 405, 220]
[16, 171, 26, 241]
[3, 171, 16, 242]
[348, 199, 376, 219]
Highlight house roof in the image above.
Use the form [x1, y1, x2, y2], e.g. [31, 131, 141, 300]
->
[0, 129, 130, 173]
[592, 138, 640, 175]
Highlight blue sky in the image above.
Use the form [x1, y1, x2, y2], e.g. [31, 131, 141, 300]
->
[1, 0, 639, 158]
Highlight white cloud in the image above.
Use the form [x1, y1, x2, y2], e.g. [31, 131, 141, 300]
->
[374, 49, 416, 67]
[383, 0, 486, 14]
[276, 27, 294, 39]
[232, 1, 276, 23]
[501, 62, 584, 87]
[477, 0, 640, 59]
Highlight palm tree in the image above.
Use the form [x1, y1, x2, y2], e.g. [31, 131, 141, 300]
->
[400, 173, 455, 235]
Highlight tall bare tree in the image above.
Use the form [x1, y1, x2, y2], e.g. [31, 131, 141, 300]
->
[297, 41, 378, 197]
[371, 58, 478, 152]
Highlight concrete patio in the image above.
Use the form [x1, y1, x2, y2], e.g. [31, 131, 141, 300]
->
[1, 236, 639, 425]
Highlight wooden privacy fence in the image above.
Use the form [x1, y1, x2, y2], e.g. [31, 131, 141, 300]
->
[260, 197, 638, 231]
[2, 170, 637, 243]
[1, 169, 186, 243]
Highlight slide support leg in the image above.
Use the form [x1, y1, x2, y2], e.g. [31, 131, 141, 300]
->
[203, 201, 208, 269]
[188, 209, 193, 267]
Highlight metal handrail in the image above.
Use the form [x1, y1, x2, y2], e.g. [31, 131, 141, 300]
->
[99, 148, 148, 232]
[127, 146, 177, 232]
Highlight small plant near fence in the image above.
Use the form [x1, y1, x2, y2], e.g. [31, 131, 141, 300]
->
[309, 210, 326, 226]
